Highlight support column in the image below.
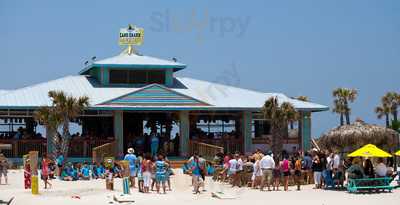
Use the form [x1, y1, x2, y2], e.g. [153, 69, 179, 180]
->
[179, 111, 189, 157]
[301, 112, 311, 152]
[114, 111, 124, 158]
[165, 68, 173, 87]
[242, 111, 253, 155]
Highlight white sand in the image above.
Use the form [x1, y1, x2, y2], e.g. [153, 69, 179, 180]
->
[0, 169, 399, 205]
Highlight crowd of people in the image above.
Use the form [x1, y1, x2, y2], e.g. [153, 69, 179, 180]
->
[184, 148, 397, 192]
[2, 145, 397, 194]
[20, 148, 175, 195]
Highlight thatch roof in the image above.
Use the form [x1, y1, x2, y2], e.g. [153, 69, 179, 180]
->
[318, 119, 399, 151]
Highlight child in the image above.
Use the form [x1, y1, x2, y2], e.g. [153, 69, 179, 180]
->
[113, 162, 122, 178]
[137, 154, 144, 192]
[60, 166, 73, 181]
[142, 153, 153, 193]
[24, 158, 31, 189]
[0, 154, 9, 185]
[105, 167, 114, 190]
[41, 154, 52, 189]
[70, 163, 79, 181]
[81, 163, 90, 180]
[294, 157, 303, 191]
[92, 162, 98, 179]
[97, 163, 105, 179]
[272, 157, 281, 191]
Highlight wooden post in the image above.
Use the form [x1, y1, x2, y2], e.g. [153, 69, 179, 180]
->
[29, 151, 39, 195]
[119, 160, 130, 194]
[179, 111, 189, 157]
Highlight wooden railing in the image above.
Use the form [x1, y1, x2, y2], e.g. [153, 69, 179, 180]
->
[0, 139, 46, 158]
[190, 138, 243, 154]
[0, 139, 114, 158]
[252, 137, 300, 144]
[92, 141, 117, 164]
[69, 139, 114, 157]
[189, 140, 224, 161]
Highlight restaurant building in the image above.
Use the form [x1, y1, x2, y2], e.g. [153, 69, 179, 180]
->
[0, 29, 328, 159]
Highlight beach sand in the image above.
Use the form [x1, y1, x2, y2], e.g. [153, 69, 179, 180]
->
[0, 169, 399, 205]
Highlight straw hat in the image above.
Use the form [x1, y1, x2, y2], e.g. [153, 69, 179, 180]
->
[127, 148, 135, 154]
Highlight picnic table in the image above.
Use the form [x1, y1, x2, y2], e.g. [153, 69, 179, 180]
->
[347, 177, 395, 193]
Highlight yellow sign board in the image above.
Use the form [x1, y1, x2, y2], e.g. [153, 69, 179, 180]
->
[119, 25, 144, 46]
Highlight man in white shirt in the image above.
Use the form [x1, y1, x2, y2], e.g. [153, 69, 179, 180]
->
[237, 154, 245, 187]
[260, 151, 275, 191]
[229, 154, 240, 187]
[333, 153, 340, 169]
[375, 158, 387, 177]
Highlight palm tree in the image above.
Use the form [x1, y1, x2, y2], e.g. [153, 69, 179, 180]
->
[34, 106, 62, 158]
[375, 100, 391, 127]
[47, 91, 89, 157]
[382, 92, 399, 122]
[262, 97, 297, 155]
[333, 99, 346, 126]
[282, 102, 298, 130]
[332, 88, 358, 125]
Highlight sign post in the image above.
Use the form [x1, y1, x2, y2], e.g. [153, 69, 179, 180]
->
[29, 151, 39, 195]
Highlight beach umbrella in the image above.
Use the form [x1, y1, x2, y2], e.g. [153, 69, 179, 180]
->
[395, 150, 400, 156]
[347, 144, 392, 158]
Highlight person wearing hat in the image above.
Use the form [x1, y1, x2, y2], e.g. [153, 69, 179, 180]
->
[124, 148, 138, 188]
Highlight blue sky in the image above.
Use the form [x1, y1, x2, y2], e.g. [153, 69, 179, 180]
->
[0, 0, 399, 136]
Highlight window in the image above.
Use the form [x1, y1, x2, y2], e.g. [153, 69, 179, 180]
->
[147, 71, 165, 84]
[129, 70, 147, 84]
[109, 69, 165, 85]
[109, 70, 128, 84]
[252, 120, 271, 138]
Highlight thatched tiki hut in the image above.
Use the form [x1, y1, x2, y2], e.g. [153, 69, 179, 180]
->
[318, 119, 399, 152]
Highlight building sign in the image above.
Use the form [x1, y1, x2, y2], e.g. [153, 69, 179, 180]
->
[119, 25, 144, 46]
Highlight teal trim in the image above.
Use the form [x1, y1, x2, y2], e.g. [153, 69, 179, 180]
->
[301, 112, 311, 151]
[102, 67, 110, 85]
[165, 69, 173, 86]
[89, 107, 261, 111]
[179, 111, 189, 156]
[79, 63, 186, 75]
[242, 111, 252, 154]
[114, 111, 124, 156]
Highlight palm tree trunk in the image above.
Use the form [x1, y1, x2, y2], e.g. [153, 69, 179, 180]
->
[393, 110, 398, 122]
[46, 127, 58, 159]
[271, 121, 285, 156]
[61, 118, 71, 157]
[385, 113, 390, 127]
[340, 113, 344, 126]
[345, 112, 350, 125]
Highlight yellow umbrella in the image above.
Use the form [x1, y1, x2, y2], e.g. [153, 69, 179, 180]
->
[395, 150, 400, 156]
[347, 144, 392, 158]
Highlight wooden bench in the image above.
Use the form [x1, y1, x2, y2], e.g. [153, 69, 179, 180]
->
[347, 177, 395, 193]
